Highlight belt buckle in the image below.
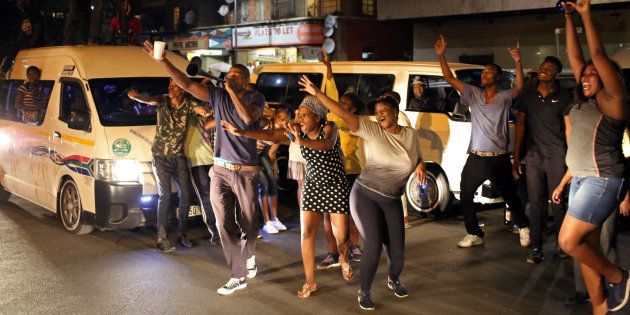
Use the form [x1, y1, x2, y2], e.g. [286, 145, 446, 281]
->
[232, 163, 242, 171]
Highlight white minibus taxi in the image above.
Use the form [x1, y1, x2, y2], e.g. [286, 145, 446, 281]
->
[251, 61, 516, 215]
[0, 46, 199, 234]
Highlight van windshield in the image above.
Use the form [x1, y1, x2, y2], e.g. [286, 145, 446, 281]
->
[89, 78, 170, 126]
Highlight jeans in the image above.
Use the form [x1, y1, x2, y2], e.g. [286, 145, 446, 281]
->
[209, 165, 260, 278]
[350, 182, 405, 291]
[524, 153, 567, 249]
[189, 165, 218, 237]
[460, 154, 529, 237]
[152, 154, 191, 241]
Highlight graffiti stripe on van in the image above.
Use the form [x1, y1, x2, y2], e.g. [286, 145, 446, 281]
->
[27, 146, 94, 177]
[10, 124, 95, 147]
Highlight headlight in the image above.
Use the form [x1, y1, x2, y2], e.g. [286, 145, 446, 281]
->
[94, 159, 141, 182]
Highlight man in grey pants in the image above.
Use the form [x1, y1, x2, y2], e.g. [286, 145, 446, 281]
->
[144, 41, 264, 296]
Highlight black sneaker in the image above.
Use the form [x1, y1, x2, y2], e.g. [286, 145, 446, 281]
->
[564, 291, 590, 308]
[357, 289, 375, 311]
[177, 235, 193, 248]
[526, 248, 544, 264]
[608, 268, 630, 312]
[156, 240, 175, 253]
[387, 278, 409, 298]
[316, 253, 340, 269]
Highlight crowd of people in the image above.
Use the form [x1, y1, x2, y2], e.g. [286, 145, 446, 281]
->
[0, 0, 628, 312]
[131, 1, 630, 312]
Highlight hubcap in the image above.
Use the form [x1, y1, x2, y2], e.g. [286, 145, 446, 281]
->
[409, 175, 438, 211]
[61, 183, 80, 228]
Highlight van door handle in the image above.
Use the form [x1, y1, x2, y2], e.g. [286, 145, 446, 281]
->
[53, 131, 61, 138]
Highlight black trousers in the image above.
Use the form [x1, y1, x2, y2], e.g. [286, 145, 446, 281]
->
[189, 165, 218, 237]
[350, 183, 404, 291]
[524, 153, 567, 249]
[460, 154, 529, 237]
[152, 154, 191, 241]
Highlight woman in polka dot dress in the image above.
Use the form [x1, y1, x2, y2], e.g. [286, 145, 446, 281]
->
[221, 95, 353, 299]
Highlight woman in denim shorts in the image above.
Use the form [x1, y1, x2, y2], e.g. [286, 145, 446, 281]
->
[552, 1, 629, 313]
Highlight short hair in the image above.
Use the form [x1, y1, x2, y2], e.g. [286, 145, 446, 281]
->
[487, 63, 503, 77]
[383, 91, 401, 104]
[230, 64, 250, 78]
[375, 94, 399, 111]
[543, 56, 563, 74]
[26, 65, 41, 76]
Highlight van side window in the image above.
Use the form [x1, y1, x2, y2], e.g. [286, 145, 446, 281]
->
[334, 74, 395, 106]
[406, 75, 458, 113]
[59, 81, 89, 123]
[255, 73, 323, 108]
[0, 79, 53, 125]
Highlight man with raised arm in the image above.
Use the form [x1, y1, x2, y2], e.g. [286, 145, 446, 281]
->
[143, 41, 265, 295]
[434, 35, 531, 248]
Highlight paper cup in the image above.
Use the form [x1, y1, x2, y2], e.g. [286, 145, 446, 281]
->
[153, 41, 166, 60]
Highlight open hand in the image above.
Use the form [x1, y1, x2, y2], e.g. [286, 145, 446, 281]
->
[127, 89, 139, 100]
[434, 35, 447, 56]
[220, 119, 241, 136]
[511, 158, 522, 180]
[508, 42, 521, 63]
[620, 199, 630, 216]
[298, 75, 319, 96]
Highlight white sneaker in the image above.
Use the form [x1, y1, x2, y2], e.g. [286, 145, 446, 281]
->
[262, 221, 279, 234]
[519, 227, 531, 247]
[457, 234, 484, 248]
[217, 277, 246, 295]
[270, 217, 287, 231]
[246, 255, 257, 278]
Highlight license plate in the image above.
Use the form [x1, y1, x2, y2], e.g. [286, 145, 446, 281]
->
[188, 205, 201, 217]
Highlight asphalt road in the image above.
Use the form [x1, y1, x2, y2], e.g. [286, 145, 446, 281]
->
[1, 194, 629, 315]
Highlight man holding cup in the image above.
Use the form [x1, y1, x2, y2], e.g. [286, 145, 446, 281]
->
[144, 40, 265, 295]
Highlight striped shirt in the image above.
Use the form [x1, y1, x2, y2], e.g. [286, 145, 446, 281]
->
[16, 82, 47, 111]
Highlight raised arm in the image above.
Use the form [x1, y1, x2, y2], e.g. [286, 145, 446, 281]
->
[508, 42, 524, 99]
[570, 0, 627, 119]
[143, 41, 210, 101]
[435, 35, 464, 93]
[127, 89, 159, 106]
[221, 119, 287, 142]
[562, 3, 586, 82]
[299, 75, 360, 132]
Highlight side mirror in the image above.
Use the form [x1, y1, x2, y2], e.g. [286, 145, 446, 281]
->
[68, 110, 91, 132]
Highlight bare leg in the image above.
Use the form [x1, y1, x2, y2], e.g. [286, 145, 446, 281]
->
[260, 195, 271, 223]
[270, 195, 279, 219]
[579, 228, 607, 315]
[350, 216, 361, 245]
[301, 211, 322, 286]
[330, 213, 352, 280]
[323, 213, 339, 253]
[296, 179, 304, 209]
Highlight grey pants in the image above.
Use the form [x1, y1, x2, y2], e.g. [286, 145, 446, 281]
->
[350, 182, 405, 291]
[209, 166, 259, 278]
[573, 211, 618, 292]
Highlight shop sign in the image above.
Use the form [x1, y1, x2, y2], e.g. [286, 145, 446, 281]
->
[168, 36, 209, 51]
[235, 22, 324, 47]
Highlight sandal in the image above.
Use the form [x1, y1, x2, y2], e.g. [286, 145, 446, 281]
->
[341, 261, 354, 281]
[297, 283, 317, 298]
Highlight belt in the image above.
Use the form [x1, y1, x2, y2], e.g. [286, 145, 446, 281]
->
[470, 150, 506, 157]
[215, 160, 261, 172]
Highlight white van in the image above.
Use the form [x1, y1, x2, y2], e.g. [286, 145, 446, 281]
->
[0, 46, 199, 234]
[251, 62, 516, 215]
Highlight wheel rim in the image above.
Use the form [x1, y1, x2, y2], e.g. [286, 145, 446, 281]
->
[61, 182, 81, 229]
[408, 174, 439, 212]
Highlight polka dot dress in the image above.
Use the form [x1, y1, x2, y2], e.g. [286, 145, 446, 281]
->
[300, 123, 350, 215]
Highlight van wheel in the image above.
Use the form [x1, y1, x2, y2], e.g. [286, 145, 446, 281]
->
[405, 166, 451, 215]
[58, 179, 93, 235]
[0, 184, 10, 202]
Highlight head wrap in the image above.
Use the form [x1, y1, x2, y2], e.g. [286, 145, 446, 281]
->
[299, 95, 328, 121]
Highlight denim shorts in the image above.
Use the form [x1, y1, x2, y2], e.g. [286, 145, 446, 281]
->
[567, 176, 626, 225]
